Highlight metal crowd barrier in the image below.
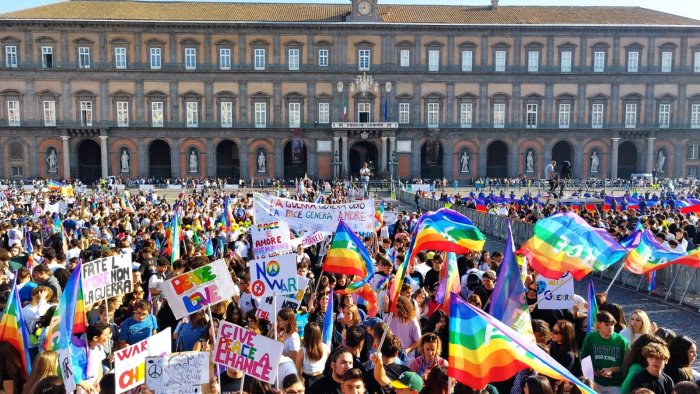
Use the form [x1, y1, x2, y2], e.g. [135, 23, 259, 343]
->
[398, 189, 700, 311]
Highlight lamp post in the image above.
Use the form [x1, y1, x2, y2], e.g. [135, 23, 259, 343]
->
[389, 151, 397, 196]
[333, 150, 340, 180]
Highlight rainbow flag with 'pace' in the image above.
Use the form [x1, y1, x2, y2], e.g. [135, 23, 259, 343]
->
[624, 228, 684, 274]
[0, 280, 32, 375]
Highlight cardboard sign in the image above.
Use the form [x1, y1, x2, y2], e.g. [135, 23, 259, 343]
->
[248, 254, 298, 298]
[115, 328, 171, 393]
[81, 255, 133, 304]
[255, 295, 301, 321]
[254, 193, 375, 234]
[251, 220, 293, 259]
[58, 347, 77, 393]
[213, 321, 283, 384]
[161, 259, 236, 320]
[535, 272, 575, 310]
[145, 352, 209, 391]
[291, 276, 309, 301]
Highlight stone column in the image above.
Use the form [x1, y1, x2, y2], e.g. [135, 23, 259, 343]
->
[61, 136, 70, 179]
[341, 137, 349, 176]
[646, 137, 655, 173]
[380, 137, 388, 175]
[99, 135, 109, 178]
[611, 137, 620, 179]
[239, 138, 249, 180]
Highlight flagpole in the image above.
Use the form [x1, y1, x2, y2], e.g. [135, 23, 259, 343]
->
[206, 305, 220, 381]
[375, 312, 394, 353]
[239, 374, 245, 394]
[604, 264, 625, 293]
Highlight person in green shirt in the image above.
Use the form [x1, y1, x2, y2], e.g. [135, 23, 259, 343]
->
[580, 311, 630, 394]
[620, 334, 668, 394]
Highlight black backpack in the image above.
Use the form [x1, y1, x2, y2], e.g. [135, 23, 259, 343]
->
[466, 271, 482, 291]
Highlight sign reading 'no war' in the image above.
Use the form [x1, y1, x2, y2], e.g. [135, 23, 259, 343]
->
[248, 253, 298, 298]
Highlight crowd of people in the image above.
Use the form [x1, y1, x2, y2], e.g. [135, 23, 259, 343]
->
[0, 177, 698, 394]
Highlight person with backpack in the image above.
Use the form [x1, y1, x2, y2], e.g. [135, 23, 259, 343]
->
[459, 259, 483, 299]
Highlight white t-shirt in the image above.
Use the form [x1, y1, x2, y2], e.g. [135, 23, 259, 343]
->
[239, 292, 259, 315]
[283, 332, 301, 357]
[7, 228, 22, 247]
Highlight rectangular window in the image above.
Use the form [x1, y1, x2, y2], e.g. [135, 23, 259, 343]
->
[688, 167, 697, 177]
[427, 103, 439, 127]
[358, 102, 370, 123]
[594, 51, 605, 72]
[526, 104, 538, 128]
[116, 101, 129, 127]
[254, 48, 265, 70]
[399, 103, 410, 124]
[115, 47, 127, 69]
[150, 48, 161, 69]
[318, 49, 328, 67]
[400, 50, 410, 68]
[42, 46, 53, 68]
[220, 102, 233, 127]
[528, 51, 539, 72]
[78, 47, 90, 68]
[493, 103, 505, 128]
[428, 50, 439, 72]
[359, 49, 370, 71]
[461, 50, 473, 72]
[185, 48, 196, 70]
[695, 52, 700, 73]
[318, 102, 329, 124]
[5, 46, 17, 68]
[80, 101, 93, 126]
[186, 102, 198, 127]
[692, 104, 700, 129]
[661, 51, 672, 72]
[219, 48, 231, 70]
[7, 101, 20, 126]
[495, 50, 506, 72]
[560, 51, 572, 72]
[625, 103, 637, 128]
[151, 102, 163, 127]
[627, 51, 639, 72]
[288, 102, 301, 127]
[288, 49, 299, 71]
[255, 102, 266, 128]
[460, 103, 472, 128]
[688, 144, 699, 160]
[592, 103, 604, 128]
[658, 104, 670, 128]
[558, 104, 570, 128]
[11, 166, 23, 177]
[43, 100, 56, 127]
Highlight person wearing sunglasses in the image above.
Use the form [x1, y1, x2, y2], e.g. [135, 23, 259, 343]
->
[409, 333, 448, 381]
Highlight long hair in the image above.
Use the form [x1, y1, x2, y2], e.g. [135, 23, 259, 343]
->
[667, 335, 696, 368]
[422, 365, 449, 394]
[394, 296, 416, 322]
[554, 319, 577, 354]
[277, 308, 298, 333]
[419, 333, 442, 359]
[303, 323, 324, 362]
[525, 375, 554, 394]
[622, 334, 666, 374]
[190, 309, 208, 328]
[343, 304, 361, 327]
[21, 350, 58, 394]
[0, 341, 26, 394]
[630, 309, 652, 335]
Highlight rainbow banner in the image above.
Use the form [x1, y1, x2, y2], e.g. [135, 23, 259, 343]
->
[0, 280, 32, 375]
[647, 248, 700, 272]
[323, 220, 375, 280]
[406, 208, 486, 263]
[434, 252, 460, 313]
[586, 280, 598, 334]
[489, 219, 533, 338]
[375, 200, 385, 231]
[619, 222, 644, 249]
[47, 179, 64, 190]
[168, 210, 181, 263]
[679, 198, 700, 214]
[449, 295, 595, 394]
[624, 228, 684, 274]
[321, 287, 334, 346]
[45, 263, 87, 350]
[516, 211, 627, 280]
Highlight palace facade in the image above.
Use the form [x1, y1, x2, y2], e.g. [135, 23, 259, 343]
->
[0, 0, 699, 182]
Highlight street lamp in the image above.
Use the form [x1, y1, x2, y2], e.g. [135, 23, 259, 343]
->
[333, 150, 340, 179]
[389, 151, 397, 196]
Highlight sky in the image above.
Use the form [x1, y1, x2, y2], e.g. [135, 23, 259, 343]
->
[0, 0, 699, 21]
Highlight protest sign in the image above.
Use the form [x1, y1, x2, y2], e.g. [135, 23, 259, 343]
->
[291, 276, 309, 301]
[290, 230, 331, 250]
[255, 295, 301, 321]
[213, 321, 283, 384]
[115, 328, 171, 393]
[535, 272, 575, 310]
[161, 259, 236, 320]
[248, 254, 298, 298]
[145, 352, 209, 391]
[251, 220, 293, 259]
[58, 347, 77, 393]
[81, 254, 133, 304]
[254, 193, 374, 234]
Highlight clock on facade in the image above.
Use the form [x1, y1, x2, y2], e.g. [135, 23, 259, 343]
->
[358, 1, 372, 15]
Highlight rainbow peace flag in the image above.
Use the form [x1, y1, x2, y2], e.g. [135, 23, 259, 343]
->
[169, 210, 182, 263]
[52, 214, 62, 234]
[45, 263, 87, 351]
[516, 211, 627, 280]
[47, 179, 64, 190]
[0, 280, 32, 375]
[449, 295, 595, 394]
[624, 228, 684, 274]
[648, 248, 700, 272]
[375, 201, 385, 231]
[434, 252, 460, 313]
[406, 208, 486, 263]
[489, 219, 533, 338]
[620, 222, 644, 249]
[586, 280, 598, 334]
[321, 288, 334, 346]
[323, 220, 375, 280]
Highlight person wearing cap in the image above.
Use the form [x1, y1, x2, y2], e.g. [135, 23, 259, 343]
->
[391, 371, 424, 394]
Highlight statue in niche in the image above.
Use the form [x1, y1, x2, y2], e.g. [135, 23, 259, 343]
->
[526, 150, 535, 173]
[121, 149, 130, 173]
[189, 150, 198, 173]
[46, 148, 58, 173]
[657, 150, 666, 173]
[459, 151, 470, 173]
[590, 151, 600, 173]
[257, 151, 267, 173]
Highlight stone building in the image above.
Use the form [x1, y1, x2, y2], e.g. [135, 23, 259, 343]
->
[0, 0, 699, 182]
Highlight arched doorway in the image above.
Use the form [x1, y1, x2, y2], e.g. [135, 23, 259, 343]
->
[552, 141, 573, 171]
[486, 140, 508, 177]
[78, 140, 101, 183]
[349, 141, 379, 177]
[149, 139, 171, 179]
[216, 140, 240, 180]
[420, 140, 444, 179]
[618, 141, 638, 179]
[284, 141, 307, 179]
